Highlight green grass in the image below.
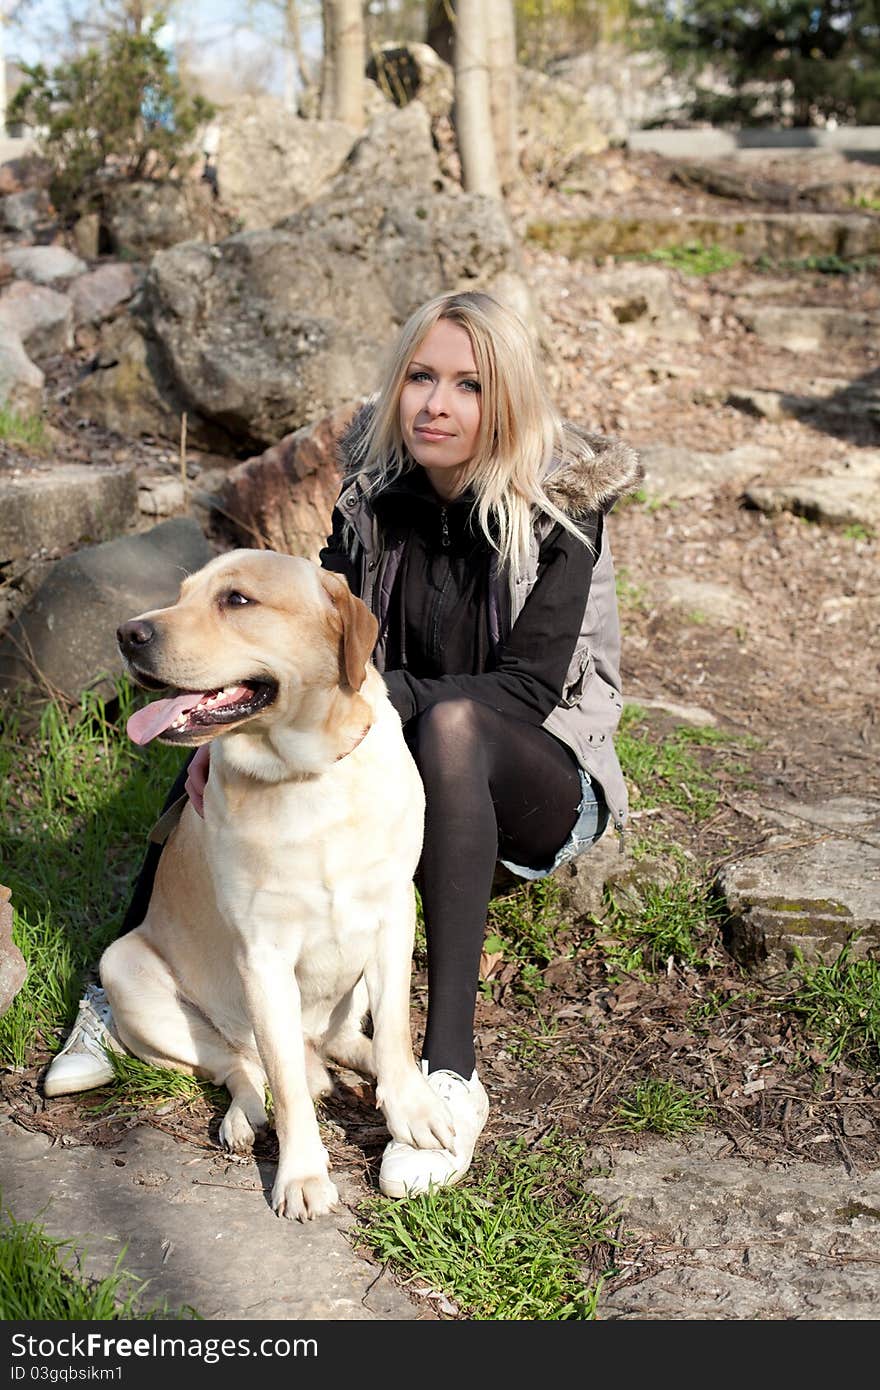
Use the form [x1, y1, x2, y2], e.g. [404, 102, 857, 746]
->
[756, 252, 879, 276]
[0, 405, 48, 451]
[82, 1052, 227, 1113]
[627, 242, 741, 277]
[599, 876, 720, 978]
[853, 194, 880, 212]
[614, 1078, 710, 1136]
[843, 523, 874, 542]
[483, 877, 566, 1001]
[789, 938, 880, 1075]
[356, 1135, 618, 1320]
[0, 683, 184, 1065]
[0, 1204, 197, 1319]
[615, 705, 723, 821]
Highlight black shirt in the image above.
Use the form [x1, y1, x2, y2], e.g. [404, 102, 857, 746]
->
[320, 468, 599, 728]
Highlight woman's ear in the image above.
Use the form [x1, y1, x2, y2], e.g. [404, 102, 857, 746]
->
[318, 569, 379, 691]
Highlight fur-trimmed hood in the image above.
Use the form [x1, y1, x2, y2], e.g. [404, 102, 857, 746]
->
[337, 400, 643, 518]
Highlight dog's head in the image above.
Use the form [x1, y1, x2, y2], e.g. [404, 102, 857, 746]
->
[118, 551, 378, 749]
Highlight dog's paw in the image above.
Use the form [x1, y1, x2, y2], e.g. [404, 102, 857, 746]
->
[379, 1072, 455, 1152]
[219, 1100, 267, 1154]
[272, 1171, 339, 1222]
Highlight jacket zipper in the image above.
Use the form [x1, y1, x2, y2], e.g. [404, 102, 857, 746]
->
[440, 506, 450, 549]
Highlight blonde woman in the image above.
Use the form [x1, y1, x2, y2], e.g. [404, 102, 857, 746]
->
[44, 291, 641, 1197]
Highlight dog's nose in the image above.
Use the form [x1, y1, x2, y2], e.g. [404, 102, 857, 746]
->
[117, 618, 155, 650]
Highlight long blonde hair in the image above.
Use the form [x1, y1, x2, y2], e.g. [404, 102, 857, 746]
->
[347, 291, 593, 580]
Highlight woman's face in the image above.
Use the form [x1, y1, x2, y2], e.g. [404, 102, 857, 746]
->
[399, 319, 483, 500]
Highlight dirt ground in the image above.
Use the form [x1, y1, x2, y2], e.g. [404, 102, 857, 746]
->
[4, 145, 879, 1309]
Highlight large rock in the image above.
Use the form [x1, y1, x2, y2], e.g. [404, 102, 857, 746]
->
[716, 796, 880, 977]
[214, 402, 358, 557]
[735, 304, 880, 353]
[0, 281, 74, 361]
[0, 517, 215, 700]
[577, 265, 699, 343]
[69, 262, 139, 327]
[86, 104, 525, 451]
[4, 245, 86, 285]
[744, 452, 880, 529]
[638, 443, 779, 502]
[727, 376, 880, 428]
[0, 462, 137, 566]
[0, 331, 43, 412]
[366, 43, 453, 121]
[215, 94, 357, 231]
[0, 188, 51, 236]
[525, 211, 880, 260]
[659, 577, 750, 627]
[516, 66, 608, 181]
[71, 317, 220, 447]
[101, 179, 231, 260]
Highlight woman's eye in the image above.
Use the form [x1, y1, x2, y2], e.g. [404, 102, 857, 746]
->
[408, 370, 431, 383]
[461, 379, 481, 393]
[224, 591, 251, 607]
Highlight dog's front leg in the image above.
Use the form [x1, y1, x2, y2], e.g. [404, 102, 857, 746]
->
[366, 890, 456, 1152]
[238, 946, 338, 1221]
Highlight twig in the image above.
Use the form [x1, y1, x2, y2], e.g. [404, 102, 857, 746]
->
[179, 412, 188, 494]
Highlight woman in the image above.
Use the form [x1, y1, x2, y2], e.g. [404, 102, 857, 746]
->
[44, 290, 641, 1197]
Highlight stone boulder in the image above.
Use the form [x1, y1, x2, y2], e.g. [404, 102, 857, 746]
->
[81, 104, 525, 451]
[0, 517, 215, 700]
[735, 304, 880, 353]
[101, 179, 232, 260]
[213, 402, 358, 557]
[516, 65, 608, 181]
[578, 265, 700, 343]
[71, 316, 223, 449]
[0, 462, 137, 567]
[69, 262, 140, 327]
[658, 577, 751, 627]
[716, 796, 880, 977]
[0, 281, 74, 361]
[0, 331, 43, 413]
[744, 452, 880, 530]
[4, 245, 86, 285]
[365, 42, 454, 122]
[638, 443, 779, 502]
[0, 188, 52, 237]
[214, 94, 357, 232]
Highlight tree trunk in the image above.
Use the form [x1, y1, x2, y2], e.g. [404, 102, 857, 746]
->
[284, 0, 312, 98]
[320, 0, 336, 119]
[454, 0, 500, 198]
[321, 0, 364, 130]
[484, 0, 517, 190]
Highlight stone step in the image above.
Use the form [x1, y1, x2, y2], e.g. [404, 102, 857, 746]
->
[525, 211, 880, 260]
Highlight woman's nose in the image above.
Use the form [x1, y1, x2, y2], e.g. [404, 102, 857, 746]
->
[425, 381, 450, 414]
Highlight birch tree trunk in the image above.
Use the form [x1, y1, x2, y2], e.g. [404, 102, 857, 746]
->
[320, 0, 364, 130]
[454, 0, 500, 199]
[484, 0, 517, 190]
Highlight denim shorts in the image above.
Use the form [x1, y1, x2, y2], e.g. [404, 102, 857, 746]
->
[499, 770, 610, 882]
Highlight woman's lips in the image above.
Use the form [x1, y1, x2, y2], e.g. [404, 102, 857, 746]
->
[415, 426, 453, 439]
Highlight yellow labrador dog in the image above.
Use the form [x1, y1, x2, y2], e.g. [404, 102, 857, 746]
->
[103, 549, 453, 1220]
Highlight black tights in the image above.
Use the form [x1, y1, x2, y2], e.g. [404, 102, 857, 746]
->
[121, 699, 583, 1079]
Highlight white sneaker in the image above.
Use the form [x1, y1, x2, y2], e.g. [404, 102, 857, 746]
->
[379, 1061, 489, 1198]
[43, 984, 125, 1097]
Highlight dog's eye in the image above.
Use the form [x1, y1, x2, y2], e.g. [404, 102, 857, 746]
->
[222, 590, 253, 608]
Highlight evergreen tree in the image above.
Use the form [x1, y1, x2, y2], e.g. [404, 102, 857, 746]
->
[9, 14, 213, 222]
[637, 1, 880, 126]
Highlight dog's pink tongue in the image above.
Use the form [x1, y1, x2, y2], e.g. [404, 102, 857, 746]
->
[127, 692, 210, 746]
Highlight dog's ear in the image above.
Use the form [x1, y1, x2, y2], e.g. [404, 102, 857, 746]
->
[318, 570, 379, 691]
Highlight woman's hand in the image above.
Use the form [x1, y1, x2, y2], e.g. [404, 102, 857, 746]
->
[185, 743, 211, 818]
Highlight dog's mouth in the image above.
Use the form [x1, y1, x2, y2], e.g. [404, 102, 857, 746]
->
[126, 676, 278, 746]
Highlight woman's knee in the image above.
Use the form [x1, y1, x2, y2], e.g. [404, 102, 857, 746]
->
[412, 698, 487, 772]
